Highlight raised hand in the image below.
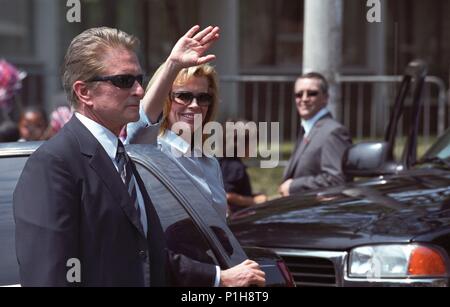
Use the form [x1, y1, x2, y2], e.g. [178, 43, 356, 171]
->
[168, 25, 220, 69]
[138, 25, 220, 123]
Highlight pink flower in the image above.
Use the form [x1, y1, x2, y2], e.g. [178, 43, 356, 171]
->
[0, 59, 26, 109]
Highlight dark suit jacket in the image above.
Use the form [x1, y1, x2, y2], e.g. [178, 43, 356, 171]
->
[13, 116, 215, 286]
[282, 113, 352, 194]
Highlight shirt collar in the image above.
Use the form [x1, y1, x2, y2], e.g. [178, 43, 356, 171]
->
[75, 112, 119, 160]
[301, 107, 329, 136]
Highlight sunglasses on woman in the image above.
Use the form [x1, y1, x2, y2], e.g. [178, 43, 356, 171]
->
[170, 91, 213, 107]
[87, 74, 144, 89]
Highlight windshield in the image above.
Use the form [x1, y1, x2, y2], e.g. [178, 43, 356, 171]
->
[422, 128, 450, 160]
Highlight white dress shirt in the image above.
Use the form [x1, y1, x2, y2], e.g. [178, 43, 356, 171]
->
[301, 107, 330, 137]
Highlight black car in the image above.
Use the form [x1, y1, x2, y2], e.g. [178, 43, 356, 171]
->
[0, 142, 293, 287]
[230, 60, 450, 287]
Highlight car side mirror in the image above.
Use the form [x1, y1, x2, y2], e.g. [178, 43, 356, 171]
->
[343, 142, 402, 177]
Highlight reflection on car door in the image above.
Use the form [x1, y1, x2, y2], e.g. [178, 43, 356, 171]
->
[136, 162, 221, 266]
[133, 151, 249, 269]
[0, 156, 28, 286]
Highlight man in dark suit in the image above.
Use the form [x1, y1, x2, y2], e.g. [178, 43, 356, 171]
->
[13, 26, 265, 287]
[279, 72, 352, 196]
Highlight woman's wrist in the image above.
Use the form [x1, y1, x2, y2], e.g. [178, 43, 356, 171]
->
[165, 57, 184, 73]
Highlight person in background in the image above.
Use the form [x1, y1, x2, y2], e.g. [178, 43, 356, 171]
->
[18, 106, 48, 141]
[218, 119, 268, 215]
[279, 72, 352, 196]
[44, 105, 73, 139]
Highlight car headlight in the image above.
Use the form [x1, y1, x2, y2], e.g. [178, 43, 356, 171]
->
[348, 244, 448, 279]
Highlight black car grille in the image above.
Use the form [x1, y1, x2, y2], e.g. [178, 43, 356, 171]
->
[280, 255, 337, 287]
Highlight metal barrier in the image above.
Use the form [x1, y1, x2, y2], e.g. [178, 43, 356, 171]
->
[220, 75, 448, 149]
[9, 71, 449, 152]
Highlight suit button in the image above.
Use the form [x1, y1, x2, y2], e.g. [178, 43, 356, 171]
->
[139, 250, 146, 259]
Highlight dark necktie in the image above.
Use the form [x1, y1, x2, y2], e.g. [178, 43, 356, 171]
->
[300, 125, 305, 137]
[300, 125, 309, 144]
[116, 140, 142, 224]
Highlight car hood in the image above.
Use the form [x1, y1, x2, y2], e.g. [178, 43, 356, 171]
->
[230, 168, 450, 251]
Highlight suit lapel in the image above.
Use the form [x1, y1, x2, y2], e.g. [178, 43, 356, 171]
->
[283, 130, 304, 180]
[283, 113, 332, 180]
[295, 127, 314, 158]
[89, 149, 146, 237]
[296, 113, 332, 158]
[66, 116, 146, 237]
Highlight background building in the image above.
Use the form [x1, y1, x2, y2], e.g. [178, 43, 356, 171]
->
[1, 0, 448, 141]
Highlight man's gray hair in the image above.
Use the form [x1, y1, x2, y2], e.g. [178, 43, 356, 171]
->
[298, 72, 329, 95]
[62, 27, 140, 108]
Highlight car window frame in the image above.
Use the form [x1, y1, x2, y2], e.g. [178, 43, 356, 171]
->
[0, 142, 249, 276]
[422, 128, 450, 161]
[0, 154, 30, 287]
[128, 145, 248, 269]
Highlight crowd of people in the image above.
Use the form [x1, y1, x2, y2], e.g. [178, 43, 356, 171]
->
[0, 59, 73, 143]
[7, 25, 353, 287]
[0, 104, 72, 142]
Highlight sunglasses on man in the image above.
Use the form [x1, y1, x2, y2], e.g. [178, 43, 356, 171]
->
[87, 74, 144, 89]
[170, 91, 213, 107]
[294, 90, 320, 99]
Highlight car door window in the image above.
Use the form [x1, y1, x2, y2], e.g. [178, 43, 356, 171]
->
[129, 146, 248, 267]
[0, 156, 28, 286]
[135, 163, 219, 265]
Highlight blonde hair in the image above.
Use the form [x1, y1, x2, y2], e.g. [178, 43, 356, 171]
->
[62, 27, 140, 108]
[147, 63, 219, 138]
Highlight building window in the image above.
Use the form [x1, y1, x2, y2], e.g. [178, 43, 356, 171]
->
[240, 0, 302, 74]
[0, 0, 33, 58]
[342, 0, 368, 70]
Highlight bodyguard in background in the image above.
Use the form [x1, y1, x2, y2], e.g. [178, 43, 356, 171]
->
[279, 72, 352, 196]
